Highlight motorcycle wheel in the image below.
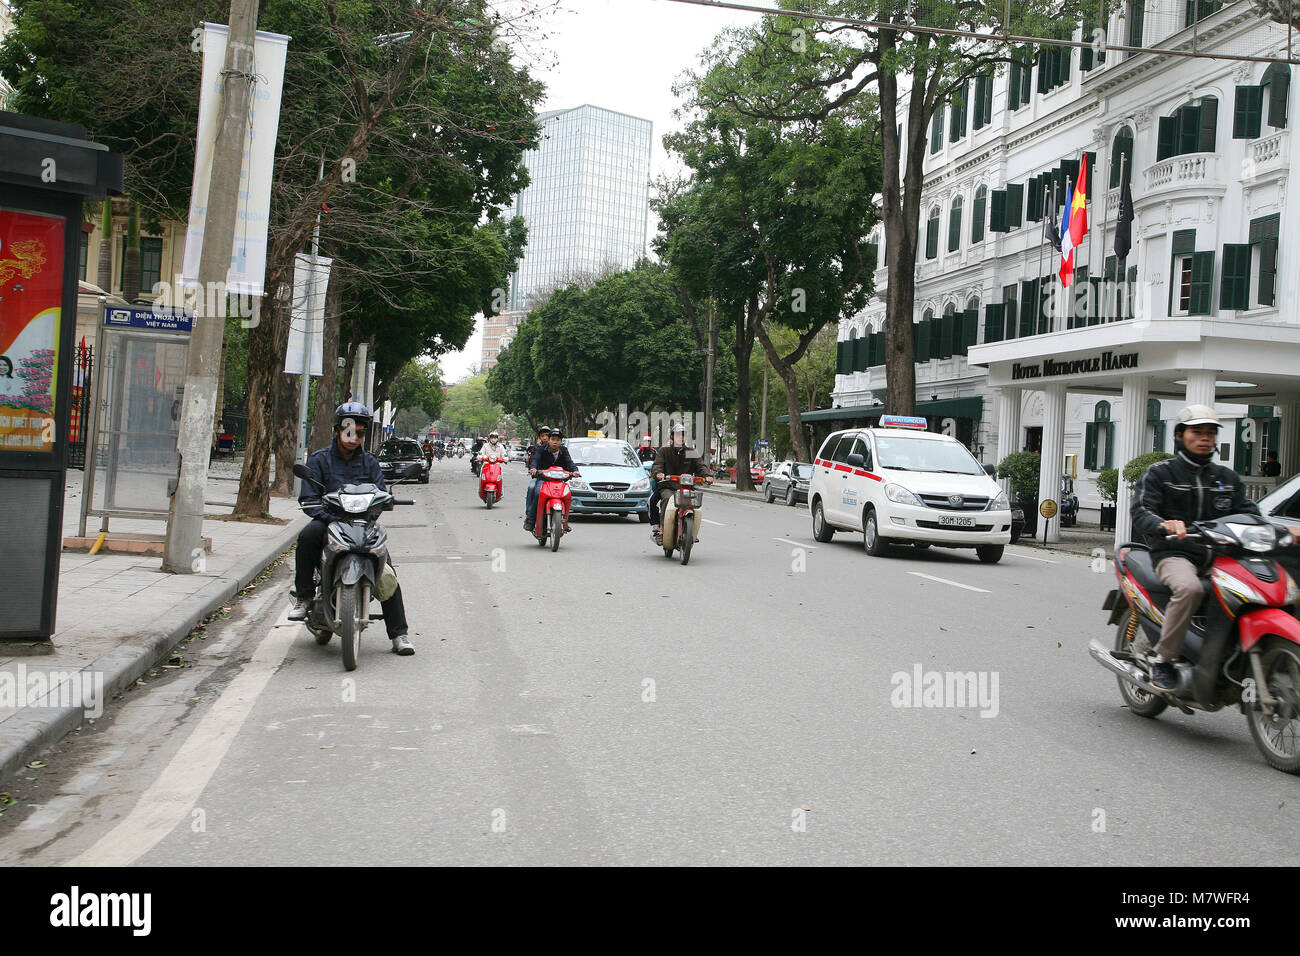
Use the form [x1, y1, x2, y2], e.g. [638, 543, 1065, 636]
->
[550, 512, 562, 551]
[1245, 639, 1300, 774]
[680, 514, 694, 566]
[339, 583, 362, 672]
[485, 494, 494, 509]
[1115, 608, 1167, 718]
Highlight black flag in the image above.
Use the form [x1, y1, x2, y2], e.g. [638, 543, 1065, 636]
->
[1114, 173, 1134, 260]
[1043, 191, 1061, 252]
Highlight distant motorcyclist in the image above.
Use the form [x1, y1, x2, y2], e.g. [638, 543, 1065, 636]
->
[525, 425, 552, 523]
[637, 434, 656, 463]
[650, 423, 713, 545]
[479, 430, 508, 462]
[288, 402, 414, 656]
[526, 427, 580, 532]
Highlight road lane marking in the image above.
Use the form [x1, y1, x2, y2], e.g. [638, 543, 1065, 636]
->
[702, 518, 726, 526]
[773, 538, 814, 548]
[907, 572, 990, 593]
[1006, 550, 1057, 563]
[67, 612, 298, 867]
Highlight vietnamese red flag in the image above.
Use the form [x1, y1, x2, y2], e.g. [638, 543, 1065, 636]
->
[1059, 162, 1090, 286]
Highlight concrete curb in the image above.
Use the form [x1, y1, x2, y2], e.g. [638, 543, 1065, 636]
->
[708, 486, 808, 509]
[0, 516, 306, 785]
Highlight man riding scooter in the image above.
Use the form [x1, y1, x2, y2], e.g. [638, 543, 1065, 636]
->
[479, 430, 507, 464]
[524, 425, 552, 525]
[525, 428, 580, 532]
[650, 423, 714, 546]
[289, 402, 414, 656]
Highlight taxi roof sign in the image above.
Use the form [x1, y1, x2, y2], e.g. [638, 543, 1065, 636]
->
[879, 415, 928, 429]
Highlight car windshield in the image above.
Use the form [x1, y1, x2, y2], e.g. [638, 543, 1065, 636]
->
[1258, 473, 1300, 516]
[874, 437, 984, 475]
[380, 441, 420, 458]
[792, 464, 814, 479]
[568, 441, 639, 467]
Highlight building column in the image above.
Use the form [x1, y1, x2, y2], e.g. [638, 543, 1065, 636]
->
[1279, 400, 1300, 477]
[1036, 383, 1067, 544]
[995, 386, 1022, 470]
[1183, 369, 1217, 412]
[1114, 374, 1150, 552]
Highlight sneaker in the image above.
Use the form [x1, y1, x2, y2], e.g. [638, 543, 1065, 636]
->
[1150, 660, 1178, 692]
[288, 600, 311, 621]
[524, 517, 534, 531]
[652, 526, 663, 545]
[391, 634, 415, 656]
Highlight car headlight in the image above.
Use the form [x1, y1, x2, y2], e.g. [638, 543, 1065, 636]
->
[630, 478, 650, 492]
[569, 478, 589, 492]
[884, 483, 923, 507]
[988, 490, 1009, 511]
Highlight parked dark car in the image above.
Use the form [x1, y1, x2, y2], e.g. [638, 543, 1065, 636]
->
[763, 461, 813, 506]
[1010, 501, 1025, 543]
[379, 439, 429, 484]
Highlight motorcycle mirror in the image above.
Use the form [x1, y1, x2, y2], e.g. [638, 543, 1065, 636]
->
[983, 464, 997, 478]
[293, 463, 314, 480]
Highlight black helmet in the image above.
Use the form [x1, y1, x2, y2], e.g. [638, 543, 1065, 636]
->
[335, 401, 373, 432]
[537, 424, 552, 436]
[550, 427, 564, 440]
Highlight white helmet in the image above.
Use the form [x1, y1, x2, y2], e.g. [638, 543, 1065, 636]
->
[1176, 404, 1221, 430]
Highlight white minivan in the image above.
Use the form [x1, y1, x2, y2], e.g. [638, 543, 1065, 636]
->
[808, 415, 1012, 563]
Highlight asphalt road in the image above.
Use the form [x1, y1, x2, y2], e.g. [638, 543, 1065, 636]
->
[3, 455, 1297, 866]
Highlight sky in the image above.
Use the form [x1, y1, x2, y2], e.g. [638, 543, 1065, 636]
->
[438, 0, 762, 383]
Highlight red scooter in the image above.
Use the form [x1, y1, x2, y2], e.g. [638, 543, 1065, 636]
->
[1092, 513, 1300, 774]
[479, 456, 505, 508]
[533, 466, 573, 551]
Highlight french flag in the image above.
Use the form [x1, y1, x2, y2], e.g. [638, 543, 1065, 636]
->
[1058, 159, 1090, 286]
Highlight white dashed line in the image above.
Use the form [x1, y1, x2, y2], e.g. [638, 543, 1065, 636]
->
[701, 518, 726, 527]
[1006, 550, 1057, 563]
[773, 538, 814, 548]
[907, 572, 990, 593]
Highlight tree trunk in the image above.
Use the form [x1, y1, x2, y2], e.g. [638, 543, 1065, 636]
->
[122, 200, 140, 302]
[233, 297, 282, 517]
[754, 321, 819, 463]
[271, 316, 299, 496]
[733, 298, 757, 491]
[310, 279, 343, 450]
[96, 199, 113, 291]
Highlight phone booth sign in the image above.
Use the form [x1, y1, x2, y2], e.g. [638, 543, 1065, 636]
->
[0, 112, 123, 639]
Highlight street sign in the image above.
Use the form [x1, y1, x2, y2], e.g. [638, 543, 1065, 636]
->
[1039, 499, 1058, 519]
[104, 306, 194, 334]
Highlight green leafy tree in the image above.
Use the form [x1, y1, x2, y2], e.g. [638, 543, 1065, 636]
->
[388, 360, 444, 425]
[998, 451, 1041, 499]
[440, 373, 504, 436]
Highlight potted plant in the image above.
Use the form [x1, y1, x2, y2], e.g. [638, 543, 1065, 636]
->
[997, 451, 1041, 537]
[1096, 468, 1118, 532]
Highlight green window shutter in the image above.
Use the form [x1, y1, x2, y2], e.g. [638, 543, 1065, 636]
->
[1020, 280, 1037, 336]
[866, 241, 879, 273]
[926, 213, 939, 259]
[1008, 62, 1022, 110]
[930, 106, 944, 153]
[1220, 244, 1252, 310]
[971, 189, 986, 243]
[1188, 250, 1214, 315]
[1154, 420, 1166, 452]
[949, 82, 968, 142]
[1036, 50, 1050, 94]
[1088, 277, 1103, 325]
[1128, 0, 1145, 48]
[1157, 115, 1177, 160]
[961, 310, 978, 353]
[1005, 183, 1024, 229]
[1004, 295, 1018, 339]
[1198, 97, 1218, 152]
[836, 340, 848, 375]
[914, 320, 929, 363]
[1177, 104, 1201, 155]
[1105, 423, 1116, 469]
[927, 317, 941, 361]
[948, 203, 962, 252]
[874, 331, 886, 366]
[984, 303, 1004, 343]
[1234, 86, 1264, 139]
[912, 321, 921, 359]
[1026, 176, 1042, 223]
[1258, 238, 1278, 306]
[1265, 64, 1290, 129]
[1084, 422, 1097, 471]
[939, 313, 954, 359]
[1081, 24, 1094, 72]
[990, 189, 1007, 232]
[1172, 229, 1196, 256]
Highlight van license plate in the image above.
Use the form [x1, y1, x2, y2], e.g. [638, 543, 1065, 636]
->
[938, 515, 976, 527]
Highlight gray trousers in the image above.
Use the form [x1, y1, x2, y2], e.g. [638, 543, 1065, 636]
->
[1154, 555, 1203, 661]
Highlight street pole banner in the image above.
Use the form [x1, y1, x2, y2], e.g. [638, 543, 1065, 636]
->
[284, 253, 330, 375]
[181, 22, 289, 297]
[0, 208, 65, 453]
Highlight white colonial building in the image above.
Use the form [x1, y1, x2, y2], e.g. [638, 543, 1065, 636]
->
[829, 0, 1299, 545]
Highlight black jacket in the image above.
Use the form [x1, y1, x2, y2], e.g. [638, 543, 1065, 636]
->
[1131, 450, 1258, 563]
[300, 441, 385, 520]
[651, 444, 713, 486]
[529, 444, 579, 473]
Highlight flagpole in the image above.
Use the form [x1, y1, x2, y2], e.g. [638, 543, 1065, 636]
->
[1117, 151, 1127, 320]
[1037, 188, 1047, 338]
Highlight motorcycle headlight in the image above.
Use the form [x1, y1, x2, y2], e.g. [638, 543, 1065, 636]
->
[1227, 522, 1278, 553]
[630, 478, 650, 492]
[569, 478, 589, 492]
[988, 490, 1009, 511]
[1286, 572, 1300, 607]
[338, 493, 373, 514]
[884, 483, 923, 507]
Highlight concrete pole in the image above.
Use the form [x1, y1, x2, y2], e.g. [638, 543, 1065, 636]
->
[1279, 400, 1300, 477]
[703, 303, 715, 468]
[1036, 383, 1067, 543]
[1183, 369, 1218, 458]
[163, 0, 260, 573]
[1113, 373, 1150, 551]
[995, 386, 1022, 468]
[295, 164, 325, 496]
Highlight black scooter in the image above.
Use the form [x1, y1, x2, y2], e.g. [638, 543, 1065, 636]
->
[293, 463, 413, 671]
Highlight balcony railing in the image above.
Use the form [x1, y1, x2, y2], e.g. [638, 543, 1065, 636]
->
[1144, 152, 1220, 196]
[1245, 130, 1289, 181]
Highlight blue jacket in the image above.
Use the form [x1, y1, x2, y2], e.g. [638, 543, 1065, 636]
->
[300, 441, 385, 520]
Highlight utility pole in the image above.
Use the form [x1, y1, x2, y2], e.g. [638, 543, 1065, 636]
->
[703, 302, 716, 468]
[759, 358, 769, 449]
[294, 156, 326, 495]
[163, 0, 261, 573]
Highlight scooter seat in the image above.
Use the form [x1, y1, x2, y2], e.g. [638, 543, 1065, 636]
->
[1120, 548, 1212, 606]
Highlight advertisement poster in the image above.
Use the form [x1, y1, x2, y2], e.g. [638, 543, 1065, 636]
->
[0, 208, 64, 454]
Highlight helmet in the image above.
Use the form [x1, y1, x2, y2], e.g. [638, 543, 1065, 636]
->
[335, 401, 373, 432]
[671, 422, 688, 439]
[538, 425, 552, 436]
[1175, 404, 1221, 430]
[640, 435, 652, 445]
[550, 427, 564, 440]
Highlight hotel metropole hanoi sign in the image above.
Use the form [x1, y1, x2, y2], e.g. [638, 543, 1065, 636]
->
[1011, 351, 1141, 381]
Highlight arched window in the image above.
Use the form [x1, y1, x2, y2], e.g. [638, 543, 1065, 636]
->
[925, 206, 940, 259]
[971, 185, 987, 243]
[948, 196, 964, 253]
[1109, 127, 1134, 188]
[1086, 401, 1115, 470]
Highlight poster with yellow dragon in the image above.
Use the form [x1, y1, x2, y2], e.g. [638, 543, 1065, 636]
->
[0, 209, 63, 454]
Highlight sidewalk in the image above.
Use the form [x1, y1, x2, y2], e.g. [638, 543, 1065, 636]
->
[0, 467, 305, 784]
